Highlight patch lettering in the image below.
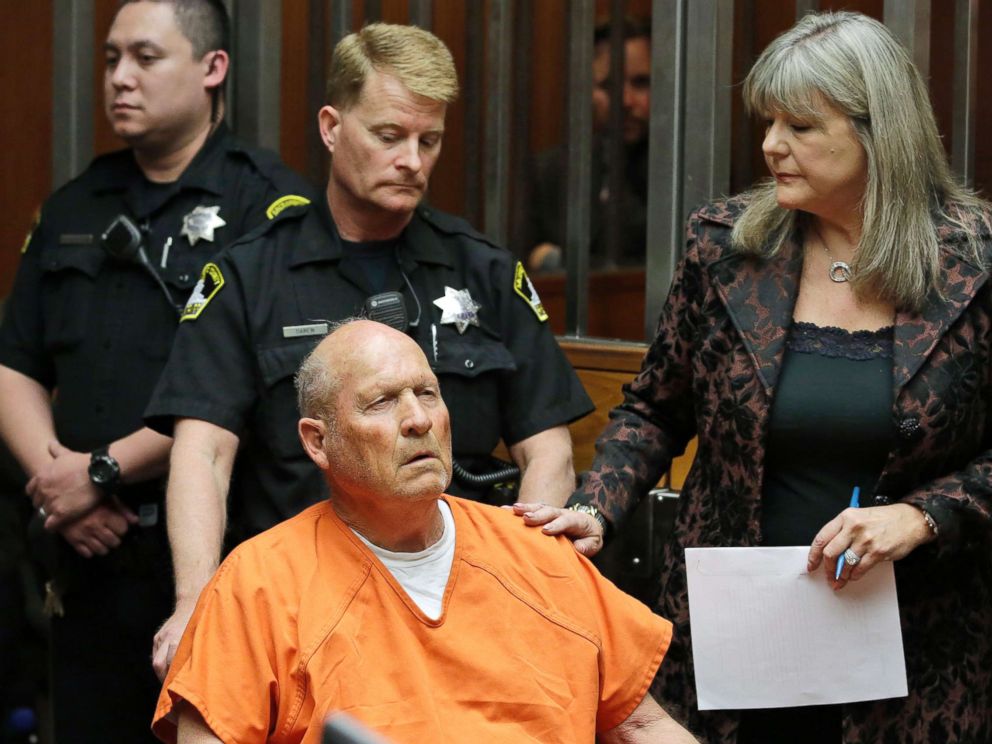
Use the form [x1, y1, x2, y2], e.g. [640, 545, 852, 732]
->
[180, 262, 225, 322]
[265, 194, 312, 220]
[513, 262, 548, 322]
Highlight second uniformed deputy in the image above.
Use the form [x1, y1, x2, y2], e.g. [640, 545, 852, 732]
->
[146, 22, 593, 679]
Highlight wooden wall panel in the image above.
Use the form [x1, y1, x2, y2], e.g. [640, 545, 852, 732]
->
[281, 0, 312, 179]
[0, 4, 54, 298]
[94, 0, 120, 157]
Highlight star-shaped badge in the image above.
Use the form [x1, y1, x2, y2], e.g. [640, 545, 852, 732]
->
[433, 286, 481, 334]
[181, 205, 226, 246]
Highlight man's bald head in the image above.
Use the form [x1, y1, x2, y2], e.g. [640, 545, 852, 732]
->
[295, 319, 452, 503]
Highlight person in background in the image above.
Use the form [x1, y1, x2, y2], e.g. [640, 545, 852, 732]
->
[146, 22, 593, 682]
[516, 11, 992, 743]
[525, 17, 650, 272]
[0, 1, 309, 741]
[153, 319, 696, 744]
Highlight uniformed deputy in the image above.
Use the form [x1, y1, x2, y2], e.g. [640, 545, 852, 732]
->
[0, 2, 310, 742]
[145, 22, 593, 679]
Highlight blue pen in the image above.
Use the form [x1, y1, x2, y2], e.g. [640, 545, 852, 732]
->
[834, 486, 861, 580]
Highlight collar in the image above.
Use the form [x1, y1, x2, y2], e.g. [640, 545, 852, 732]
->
[91, 121, 233, 196]
[289, 202, 457, 271]
[708, 206, 989, 394]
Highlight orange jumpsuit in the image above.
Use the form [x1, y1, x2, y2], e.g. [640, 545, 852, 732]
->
[153, 497, 671, 743]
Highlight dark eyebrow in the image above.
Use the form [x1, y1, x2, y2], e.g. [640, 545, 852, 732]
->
[103, 40, 166, 55]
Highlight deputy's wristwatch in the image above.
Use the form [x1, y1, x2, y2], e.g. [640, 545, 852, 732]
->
[568, 503, 609, 537]
[88, 446, 121, 494]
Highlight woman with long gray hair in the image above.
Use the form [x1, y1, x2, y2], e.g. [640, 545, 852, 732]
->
[517, 10, 992, 742]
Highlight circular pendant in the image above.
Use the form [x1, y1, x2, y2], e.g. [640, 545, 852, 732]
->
[829, 261, 852, 283]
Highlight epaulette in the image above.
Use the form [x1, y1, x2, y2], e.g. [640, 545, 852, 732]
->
[227, 199, 311, 251]
[416, 205, 501, 250]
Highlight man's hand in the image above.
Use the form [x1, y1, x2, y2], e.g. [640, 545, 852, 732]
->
[28, 441, 103, 529]
[153, 599, 197, 681]
[509, 502, 605, 557]
[59, 501, 138, 558]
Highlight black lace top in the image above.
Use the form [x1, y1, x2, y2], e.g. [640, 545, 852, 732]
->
[760, 321, 895, 546]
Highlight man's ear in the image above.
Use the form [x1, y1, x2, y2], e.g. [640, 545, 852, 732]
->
[202, 50, 230, 91]
[318, 106, 342, 155]
[298, 417, 330, 470]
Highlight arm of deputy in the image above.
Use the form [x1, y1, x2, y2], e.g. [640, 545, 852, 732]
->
[0, 364, 56, 477]
[509, 425, 576, 507]
[31, 426, 172, 529]
[152, 417, 239, 681]
[599, 694, 699, 744]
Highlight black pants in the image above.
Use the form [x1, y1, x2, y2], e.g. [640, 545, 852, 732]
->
[49, 515, 172, 744]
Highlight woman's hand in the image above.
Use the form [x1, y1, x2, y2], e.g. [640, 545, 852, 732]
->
[807, 503, 935, 588]
[508, 502, 605, 557]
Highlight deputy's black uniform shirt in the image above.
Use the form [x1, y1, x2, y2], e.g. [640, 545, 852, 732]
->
[0, 123, 312, 496]
[145, 198, 593, 540]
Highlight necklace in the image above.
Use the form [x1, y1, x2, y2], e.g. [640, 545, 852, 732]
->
[812, 227, 853, 283]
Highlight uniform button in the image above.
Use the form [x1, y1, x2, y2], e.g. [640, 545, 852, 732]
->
[179, 273, 190, 282]
[95, 404, 104, 414]
[464, 359, 474, 369]
[116, 280, 124, 290]
[103, 339, 111, 349]
[874, 494, 891, 506]
[897, 417, 920, 439]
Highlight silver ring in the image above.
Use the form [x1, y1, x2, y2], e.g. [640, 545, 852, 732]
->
[843, 548, 861, 566]
[38, 506, 47, 519]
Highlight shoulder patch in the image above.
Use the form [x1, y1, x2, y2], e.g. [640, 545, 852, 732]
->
[266, 194, 311, 220]
[181, 262, 225, 322]
[513, 262, 549, 322]
[20, 209, 40, 254]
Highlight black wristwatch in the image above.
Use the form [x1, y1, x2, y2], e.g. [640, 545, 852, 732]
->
[88, 446, 121, 494]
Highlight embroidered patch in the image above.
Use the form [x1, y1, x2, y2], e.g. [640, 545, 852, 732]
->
[181, 262, 225, 322]
[265, 194, 311, 220]
[513, 262, 548, 322]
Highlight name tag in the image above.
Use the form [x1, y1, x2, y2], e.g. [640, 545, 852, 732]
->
[282, 322, 329, 338]
[59, 233, 94, 245]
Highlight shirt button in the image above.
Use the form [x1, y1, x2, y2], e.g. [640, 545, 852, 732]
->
[94, 404, 104, 415]
[874, 494, 891, 506]
[103, 339, 111, 349]
[116, 280, 124, 290]
[464, 359, 474, 369]
[179, 273, 190, 282]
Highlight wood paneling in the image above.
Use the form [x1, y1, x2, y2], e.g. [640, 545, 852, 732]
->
[94, 0, 120, 157]
[0, 4, 54, 297]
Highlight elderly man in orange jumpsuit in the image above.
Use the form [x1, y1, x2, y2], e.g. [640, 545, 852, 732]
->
[152, 319, 696, 744]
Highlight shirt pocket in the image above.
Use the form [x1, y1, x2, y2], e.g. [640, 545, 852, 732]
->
[39, 245, 106, 352]
[138, 264, 201, 361]
[256, 339, 322, 459]
[431, 328, 517, 454]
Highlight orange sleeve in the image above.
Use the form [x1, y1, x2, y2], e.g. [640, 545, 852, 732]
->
[571, 552, 673, 733]
[152, 554, 282, 744]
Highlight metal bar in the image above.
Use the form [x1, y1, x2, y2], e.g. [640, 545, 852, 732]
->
[681, 1, 732, 215]
[884, 0, 931, 79]
[644, 0, 686, 340]
[564, 0, 595, 336]
[509, 0, 534, 257]
[462, 2, 484, 226]
[795, 0, 817, 20]
[483, 0, 513, 246]
[409, 0, 433, 28]
[951, 0, 977, 185]
[331, 0, 353, 46]
[233, 0, 283, 150]
[306, 0, 329, 187]
[603, 0, 626, 268]
[52, 0, 94, 188]
[365, 0, 382, 23]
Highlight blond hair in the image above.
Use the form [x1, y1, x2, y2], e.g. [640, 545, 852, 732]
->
[326, 23, 459, 110]
[733, 11, 989, 311]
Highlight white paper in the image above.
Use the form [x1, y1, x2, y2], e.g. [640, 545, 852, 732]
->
[685, 546, 907, 710]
